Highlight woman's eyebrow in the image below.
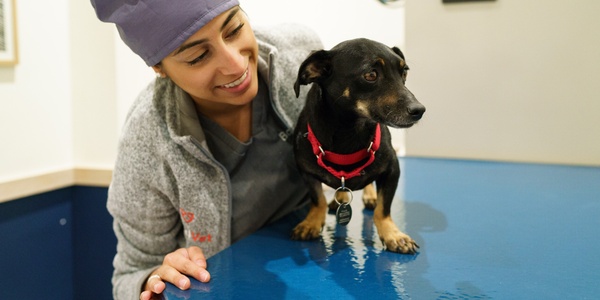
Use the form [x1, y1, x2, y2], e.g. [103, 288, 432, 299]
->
[173, 7, 241, 56]
[221, 7, 240, 31]
[174, 39, 208, 55]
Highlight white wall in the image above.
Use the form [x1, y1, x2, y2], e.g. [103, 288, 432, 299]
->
[0, 1, 73, 182]
[404, 0, 600, 166]
[242, 0, 405, 49]
[70, 0, 118, 170]
[0, 0, 119, 184]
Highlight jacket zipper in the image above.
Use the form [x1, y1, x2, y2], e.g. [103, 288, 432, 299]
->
[189, 136, 233, 245]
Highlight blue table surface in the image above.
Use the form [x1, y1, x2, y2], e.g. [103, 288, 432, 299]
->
[162, 158, 600, 299]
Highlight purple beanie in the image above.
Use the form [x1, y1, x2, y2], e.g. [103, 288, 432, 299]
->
[91, 0, 240, 66]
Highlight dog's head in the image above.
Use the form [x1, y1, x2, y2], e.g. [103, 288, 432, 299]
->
[294, 38, 425, 128]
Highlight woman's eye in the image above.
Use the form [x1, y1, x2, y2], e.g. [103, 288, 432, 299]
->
[364, 70, 378, 82]
[185, 23, 245, 66]
[186, 51, 208, 66]
[226, 23, 244, 40]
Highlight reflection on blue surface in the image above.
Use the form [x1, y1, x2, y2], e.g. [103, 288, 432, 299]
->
[163, 158, 600, 299]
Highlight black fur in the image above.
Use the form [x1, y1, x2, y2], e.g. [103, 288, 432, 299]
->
[291, 38, 425, 254]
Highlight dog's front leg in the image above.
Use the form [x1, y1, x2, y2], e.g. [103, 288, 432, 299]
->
[362, 183, 377, 209]
[292, 178, 328, 240]
[374, 173, 419, 254]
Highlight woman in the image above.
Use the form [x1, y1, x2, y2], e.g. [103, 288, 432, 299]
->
[90, 0, 323, 299]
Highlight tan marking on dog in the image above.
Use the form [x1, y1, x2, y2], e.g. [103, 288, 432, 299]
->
[292, 183, 328, 240]
[399, 59, 406, 68]
[307, 64, 322, 80]
[356, 100, 371, 118]
[373, 189, 419, 254]
[362, 183, 377, 209]
[342, 87, 351, 98]
[377, 58, 385, 66]
[378, 94, 399, 114]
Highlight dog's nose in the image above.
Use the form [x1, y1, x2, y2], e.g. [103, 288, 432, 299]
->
[407, 104, 426, 121]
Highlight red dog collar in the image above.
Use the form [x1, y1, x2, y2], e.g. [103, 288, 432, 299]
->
[306, 123, 381, 180]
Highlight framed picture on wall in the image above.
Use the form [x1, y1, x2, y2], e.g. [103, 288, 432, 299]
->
[0, 0, 18, 66]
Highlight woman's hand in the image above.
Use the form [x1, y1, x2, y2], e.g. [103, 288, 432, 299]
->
[140, 246, 211, 300]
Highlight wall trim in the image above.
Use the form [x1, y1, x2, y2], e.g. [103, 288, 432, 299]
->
[0, 168, 112, 203]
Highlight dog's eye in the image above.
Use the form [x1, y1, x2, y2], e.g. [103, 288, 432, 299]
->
[402, 66, 409, 81]
[364, 70, 378, 82]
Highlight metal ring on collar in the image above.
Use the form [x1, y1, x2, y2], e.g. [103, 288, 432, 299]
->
[334, 186, 353, 206]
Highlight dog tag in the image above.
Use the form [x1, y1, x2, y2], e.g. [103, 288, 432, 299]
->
[336, 203, 352, 226]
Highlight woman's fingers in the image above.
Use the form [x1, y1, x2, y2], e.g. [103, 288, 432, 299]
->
[186, 246, 210, 282]
[141, 273, 166, 300]
[143, 273, 166, 294]
[187, 246, 208, 269]
[140, 247, 212, 299]
[163, 247, 211, 286]
[140, 290, 151, 300]
[167, 247, 210, 283]
[158, 264, 191, 290]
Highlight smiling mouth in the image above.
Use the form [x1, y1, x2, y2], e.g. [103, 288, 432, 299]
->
[220, 69, 248, 88]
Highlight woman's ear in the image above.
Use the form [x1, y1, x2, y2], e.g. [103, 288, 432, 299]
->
[152, 65, 166, 78]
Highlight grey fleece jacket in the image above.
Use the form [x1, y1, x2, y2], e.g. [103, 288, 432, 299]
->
[107, 24, 323, 300]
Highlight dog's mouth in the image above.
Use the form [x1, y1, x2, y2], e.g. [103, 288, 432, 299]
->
[386, 121, 418, 129]
[355, 98, 425, 129]
[376, 110, 424, 129]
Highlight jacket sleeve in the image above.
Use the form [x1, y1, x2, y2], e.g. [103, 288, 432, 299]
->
[107, 85, 182, 300]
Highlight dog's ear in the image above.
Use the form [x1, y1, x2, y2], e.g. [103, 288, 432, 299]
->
[294, 50, 332, 98]
[391, 46, 405, 60]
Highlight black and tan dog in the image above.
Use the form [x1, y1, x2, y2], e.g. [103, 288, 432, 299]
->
[291, 38, 425, 254]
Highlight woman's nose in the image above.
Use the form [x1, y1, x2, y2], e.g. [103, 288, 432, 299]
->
[216, 45, 246, 75]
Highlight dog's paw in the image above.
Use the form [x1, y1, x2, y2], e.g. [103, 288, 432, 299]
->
[381, 233, 420, 254]
[291, 221, 323, 240]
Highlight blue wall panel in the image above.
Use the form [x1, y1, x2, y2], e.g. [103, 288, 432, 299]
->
[0, 186, 115, 300]
[72, 186, 116, 300]
[0, 188, 75, 300]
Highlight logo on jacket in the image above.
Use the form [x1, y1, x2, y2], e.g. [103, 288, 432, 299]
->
[179, 208, 195, 223]
[191, 231, 212, 243]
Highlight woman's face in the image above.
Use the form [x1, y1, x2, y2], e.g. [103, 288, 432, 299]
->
[155, 7, 259, 113]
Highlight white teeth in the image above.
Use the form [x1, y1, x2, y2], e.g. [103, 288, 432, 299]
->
[222, 70, 248, 88]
